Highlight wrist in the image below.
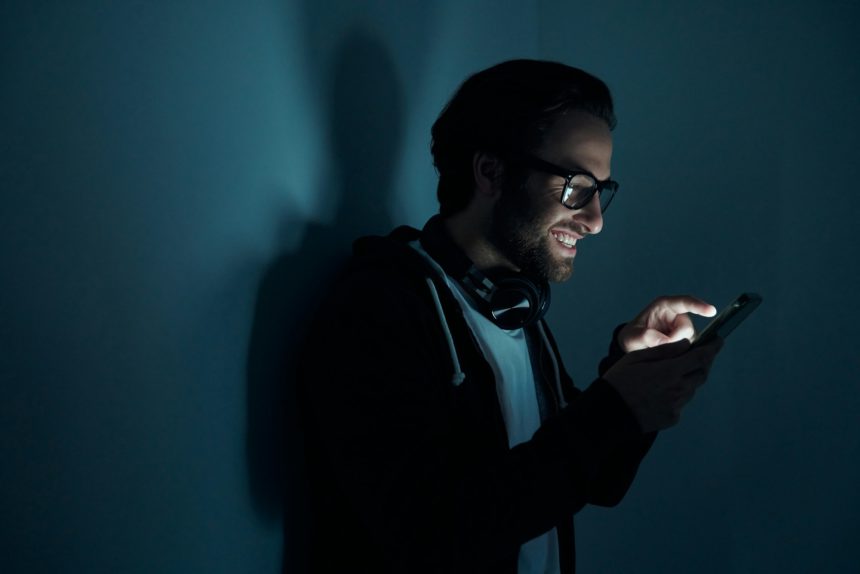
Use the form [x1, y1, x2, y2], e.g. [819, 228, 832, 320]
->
[598, 323, 628, 377]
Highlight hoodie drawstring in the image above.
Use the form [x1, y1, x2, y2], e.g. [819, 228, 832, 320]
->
[424, 277, 467, 386]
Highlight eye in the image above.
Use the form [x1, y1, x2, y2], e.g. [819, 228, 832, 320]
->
[569, 173, 596, 193]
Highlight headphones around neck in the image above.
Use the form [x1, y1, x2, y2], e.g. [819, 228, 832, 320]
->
[419, 216, 550, 330]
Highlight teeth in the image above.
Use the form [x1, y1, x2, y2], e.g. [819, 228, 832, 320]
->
[552, 232, 576, 248]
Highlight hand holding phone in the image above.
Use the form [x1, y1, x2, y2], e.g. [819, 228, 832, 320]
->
[617, 295, 718, 352]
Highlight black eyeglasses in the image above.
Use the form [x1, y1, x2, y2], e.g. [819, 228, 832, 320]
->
[508, 153, 619, 213]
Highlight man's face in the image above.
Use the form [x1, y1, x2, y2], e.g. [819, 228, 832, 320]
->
[488, 110, 613, 283]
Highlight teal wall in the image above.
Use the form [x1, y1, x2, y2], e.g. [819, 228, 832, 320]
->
[0, 2, 539, 572]
[1, 1, 857, 573]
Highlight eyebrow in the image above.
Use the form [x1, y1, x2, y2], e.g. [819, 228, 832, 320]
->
[557, 159, 612, 183]
[508, 152, 614, 183]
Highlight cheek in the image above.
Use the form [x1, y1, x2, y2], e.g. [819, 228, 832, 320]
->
[535, 196, 567, 225]
[523, 184, 560, 215]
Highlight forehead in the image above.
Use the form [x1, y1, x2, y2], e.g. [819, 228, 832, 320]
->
[536, 110, 613, 179]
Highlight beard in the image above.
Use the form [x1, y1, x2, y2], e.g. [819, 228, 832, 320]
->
[487, 179, 574, 283]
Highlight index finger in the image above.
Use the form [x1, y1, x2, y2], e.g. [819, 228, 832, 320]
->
[660, 295, 717, 318]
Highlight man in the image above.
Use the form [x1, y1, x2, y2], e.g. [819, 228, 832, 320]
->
[298, 59, 722, 573]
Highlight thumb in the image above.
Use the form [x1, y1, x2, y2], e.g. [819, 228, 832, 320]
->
[640, 328, 674, 348]
[622, 327, 672, 351]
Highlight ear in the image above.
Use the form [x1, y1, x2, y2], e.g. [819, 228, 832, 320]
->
[472, 151, 504, 201]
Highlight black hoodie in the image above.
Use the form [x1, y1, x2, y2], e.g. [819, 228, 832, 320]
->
[298, 221, 656, 573]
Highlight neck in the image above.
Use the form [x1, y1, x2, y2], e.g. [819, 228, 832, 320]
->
[442, 210, 518, 273]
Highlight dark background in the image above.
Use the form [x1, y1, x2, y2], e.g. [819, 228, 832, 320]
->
[2, 1, 858, 572]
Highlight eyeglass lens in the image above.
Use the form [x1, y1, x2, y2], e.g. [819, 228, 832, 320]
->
[563, 174, 616, 212]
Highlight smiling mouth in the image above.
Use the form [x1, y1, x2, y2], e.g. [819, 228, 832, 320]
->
[551, 230, 579, 249]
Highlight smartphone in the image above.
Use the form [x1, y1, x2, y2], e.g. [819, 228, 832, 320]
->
[691, 293, 762, 346]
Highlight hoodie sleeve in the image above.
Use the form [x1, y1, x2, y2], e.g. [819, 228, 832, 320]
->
[539, 320, 657, 508]
[300, 265, 654, 571]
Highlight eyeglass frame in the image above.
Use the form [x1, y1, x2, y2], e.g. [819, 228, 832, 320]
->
[505, 153, 619, 212]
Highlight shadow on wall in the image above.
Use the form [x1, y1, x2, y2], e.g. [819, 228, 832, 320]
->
[244, 30, 404, 573]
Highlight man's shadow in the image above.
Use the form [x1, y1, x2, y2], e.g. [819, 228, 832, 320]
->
[244, 32, 404, 573]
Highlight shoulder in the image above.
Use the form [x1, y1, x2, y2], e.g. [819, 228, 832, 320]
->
[300, 233, 458, 400]
[310, 231, 444, 336]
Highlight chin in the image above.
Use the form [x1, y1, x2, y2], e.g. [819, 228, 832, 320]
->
[547, 263, 573, 283]
[527, 247, 573, 283]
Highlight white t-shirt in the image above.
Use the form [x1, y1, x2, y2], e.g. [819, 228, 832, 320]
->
[412, 242, 560, 574]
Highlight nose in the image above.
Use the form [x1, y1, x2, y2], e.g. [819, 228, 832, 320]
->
[574, 192, 604, 235]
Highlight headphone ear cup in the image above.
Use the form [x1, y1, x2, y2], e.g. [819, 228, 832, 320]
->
[485, 272, 550, 330]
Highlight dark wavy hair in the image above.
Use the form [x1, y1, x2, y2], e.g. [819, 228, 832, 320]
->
[430, 59, 616, 216]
